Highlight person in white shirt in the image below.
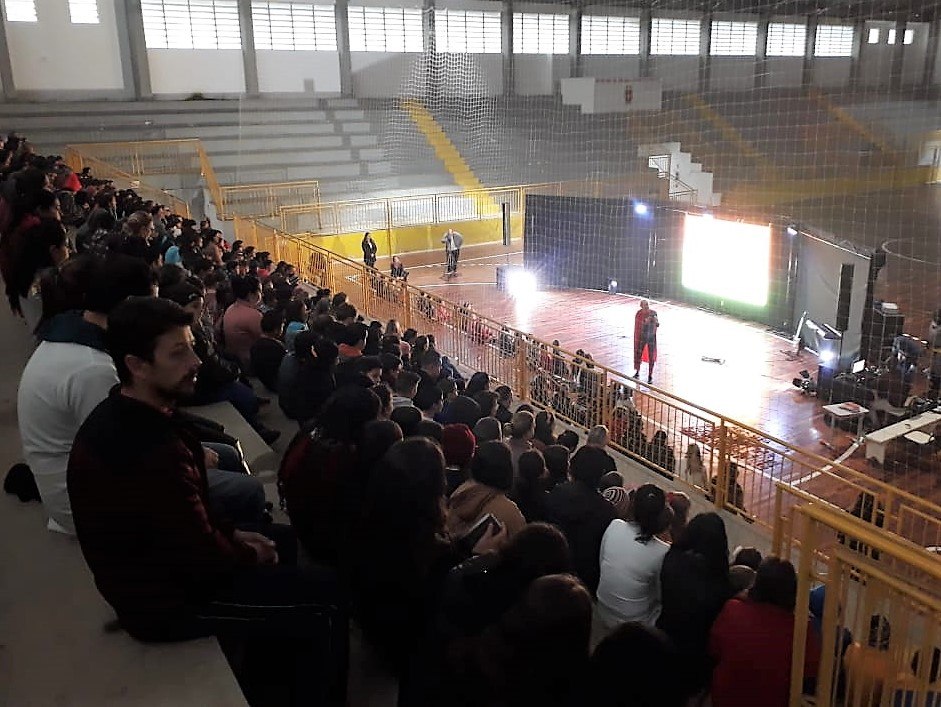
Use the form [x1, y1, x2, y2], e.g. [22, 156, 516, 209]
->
[18, 255, 156, 534]
[596, 484, 670, 630]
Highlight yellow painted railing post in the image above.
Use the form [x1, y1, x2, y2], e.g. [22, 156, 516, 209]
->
[517, 339, 530, 402]
[789, 510, 816, 706]
[714, 421, 729, 510]
[402, 284, 412, 330]
[772, 483, 785, 557]
[361, 266, 370, 317]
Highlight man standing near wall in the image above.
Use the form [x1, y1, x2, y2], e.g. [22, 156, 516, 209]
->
[442, 228, 464, 277]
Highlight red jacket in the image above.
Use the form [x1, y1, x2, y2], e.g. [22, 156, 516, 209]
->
[68, 389, 256, 639]
[709, 597, 822, 707]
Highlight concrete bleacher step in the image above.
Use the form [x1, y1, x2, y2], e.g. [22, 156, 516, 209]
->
[184, 401, 279, 476]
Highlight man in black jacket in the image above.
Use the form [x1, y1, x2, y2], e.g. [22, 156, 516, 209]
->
[68, 297, 346, 705]
[544, 445, 616, 595]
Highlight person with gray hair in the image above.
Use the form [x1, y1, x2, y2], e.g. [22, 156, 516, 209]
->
[587, 424, 618, 475]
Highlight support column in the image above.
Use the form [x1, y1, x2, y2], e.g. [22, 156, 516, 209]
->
[639, 8, 652, 78]
[890, 16, 906, 91]
[802, 14, 818, 88]
[335, 0, 353, 96]
[423, 0, 436, 53]
[124, 0, 153, 99]
[571, 2, 582, 78]
[238, 0, 259, 97]
[423, 0, 437, 98]
[848, 17, 865, 88]
[699, 12, 712, 92]
[754, 12, 769, 90]
[923, 19, 940, 91]
[503, 0, 515, 95]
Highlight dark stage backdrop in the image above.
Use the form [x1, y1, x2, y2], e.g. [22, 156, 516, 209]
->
[523, 195, 794, 329]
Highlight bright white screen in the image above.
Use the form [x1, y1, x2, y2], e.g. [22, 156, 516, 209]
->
[681, 215, 771, 306]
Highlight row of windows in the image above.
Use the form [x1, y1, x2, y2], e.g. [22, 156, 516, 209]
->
[4, 0, 97, 24]
[2, 0, 920, 57]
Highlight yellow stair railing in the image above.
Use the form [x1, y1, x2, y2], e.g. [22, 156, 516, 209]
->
[401, 98, 500, 217]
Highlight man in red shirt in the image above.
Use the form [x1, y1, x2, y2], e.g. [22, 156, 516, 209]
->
[709, 557, 821, 707]
[633, 300, 659, 383]
[68, 296, 346, 704]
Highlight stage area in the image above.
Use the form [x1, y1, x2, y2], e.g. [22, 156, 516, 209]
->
[393, 242, 941, 516]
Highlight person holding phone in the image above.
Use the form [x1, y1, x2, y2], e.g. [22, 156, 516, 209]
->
[353, 438, 507, 683]
[447, 440, 526, 540]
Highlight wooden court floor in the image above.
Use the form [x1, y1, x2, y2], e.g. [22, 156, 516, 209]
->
[373, 236, 941, 515]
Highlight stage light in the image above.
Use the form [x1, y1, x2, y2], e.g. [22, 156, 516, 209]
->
[786, 225, 798, 237]
[506, 269, 538, 301]
[608, 279, 618, 294]
[633, 202, 648, 216]
[819, 349, 834, 364]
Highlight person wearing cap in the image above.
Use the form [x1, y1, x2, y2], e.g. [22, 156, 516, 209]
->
[441, 423, 475, 495]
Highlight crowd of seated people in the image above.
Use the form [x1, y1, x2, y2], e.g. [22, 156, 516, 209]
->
[4, 143, 928, 707]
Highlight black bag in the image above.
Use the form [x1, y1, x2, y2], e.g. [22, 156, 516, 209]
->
[4, 463, 40, 502]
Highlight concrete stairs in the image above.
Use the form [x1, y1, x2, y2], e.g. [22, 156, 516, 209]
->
[638, 142, 722, 207]
[400, 98, 499, 215]
[0, 98, 413, 200]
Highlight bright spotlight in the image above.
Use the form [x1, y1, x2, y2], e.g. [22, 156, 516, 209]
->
[608, 279, 618, 294]
[506, 269, 538, 300]
[633, 202, 648, 216]
[818, 349, 834, 364]
[786, 225, 798, 237]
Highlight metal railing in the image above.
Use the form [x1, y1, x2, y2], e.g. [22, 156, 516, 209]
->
[277, 175, 668, 235]
[226, 213, 941, 545]
[65, 139, 319, 222]
[65, 139, 941, 550]
[787, 502, 941, 707]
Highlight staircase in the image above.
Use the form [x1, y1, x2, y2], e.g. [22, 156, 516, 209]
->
[638, 143, 721, 207]
[400, 98, 499, 215]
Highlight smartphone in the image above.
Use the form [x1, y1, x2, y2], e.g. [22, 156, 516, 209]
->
[459, 513, 502, 553]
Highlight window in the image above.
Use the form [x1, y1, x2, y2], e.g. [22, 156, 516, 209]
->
[436, 10, 501, 53]
[69, 0, 99, 23]
[252, 2, 336, 50]
[650, 18, 700, 56]
[513, 13, 568, 55]
[710, 20, 757, 56]
[904, 28, 914, 44]
[142, 0, 242, 49]
[766, 22, 806, 57]
[867, 27, 880, 44]
[3, 0, 36, 22]
[581, 15, 640, 55]
[348, 6, 422, 52]
[814, 24, 853, 57]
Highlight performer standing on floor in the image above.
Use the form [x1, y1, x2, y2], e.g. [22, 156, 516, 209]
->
[633, 300, 659, 383]
[361, 231, 378, 269]
[441, 228, 464, 276]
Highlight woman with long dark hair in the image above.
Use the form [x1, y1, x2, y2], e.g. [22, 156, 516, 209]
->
[353, 438, 505, 684]
[657, 512, 732, 694]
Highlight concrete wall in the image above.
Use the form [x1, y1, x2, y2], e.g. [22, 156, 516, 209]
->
[711, 58, 755, 90]
[7, 0, 124, 93]
[812, 59, 852, 87]
[148, 50, 245, 95]
[257, 51, 342, 94]
[581, 57, 641, 79]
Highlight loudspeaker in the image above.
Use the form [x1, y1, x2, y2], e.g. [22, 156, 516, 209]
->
[501, 203, 511, 247]
[836, 263, 854, 332]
